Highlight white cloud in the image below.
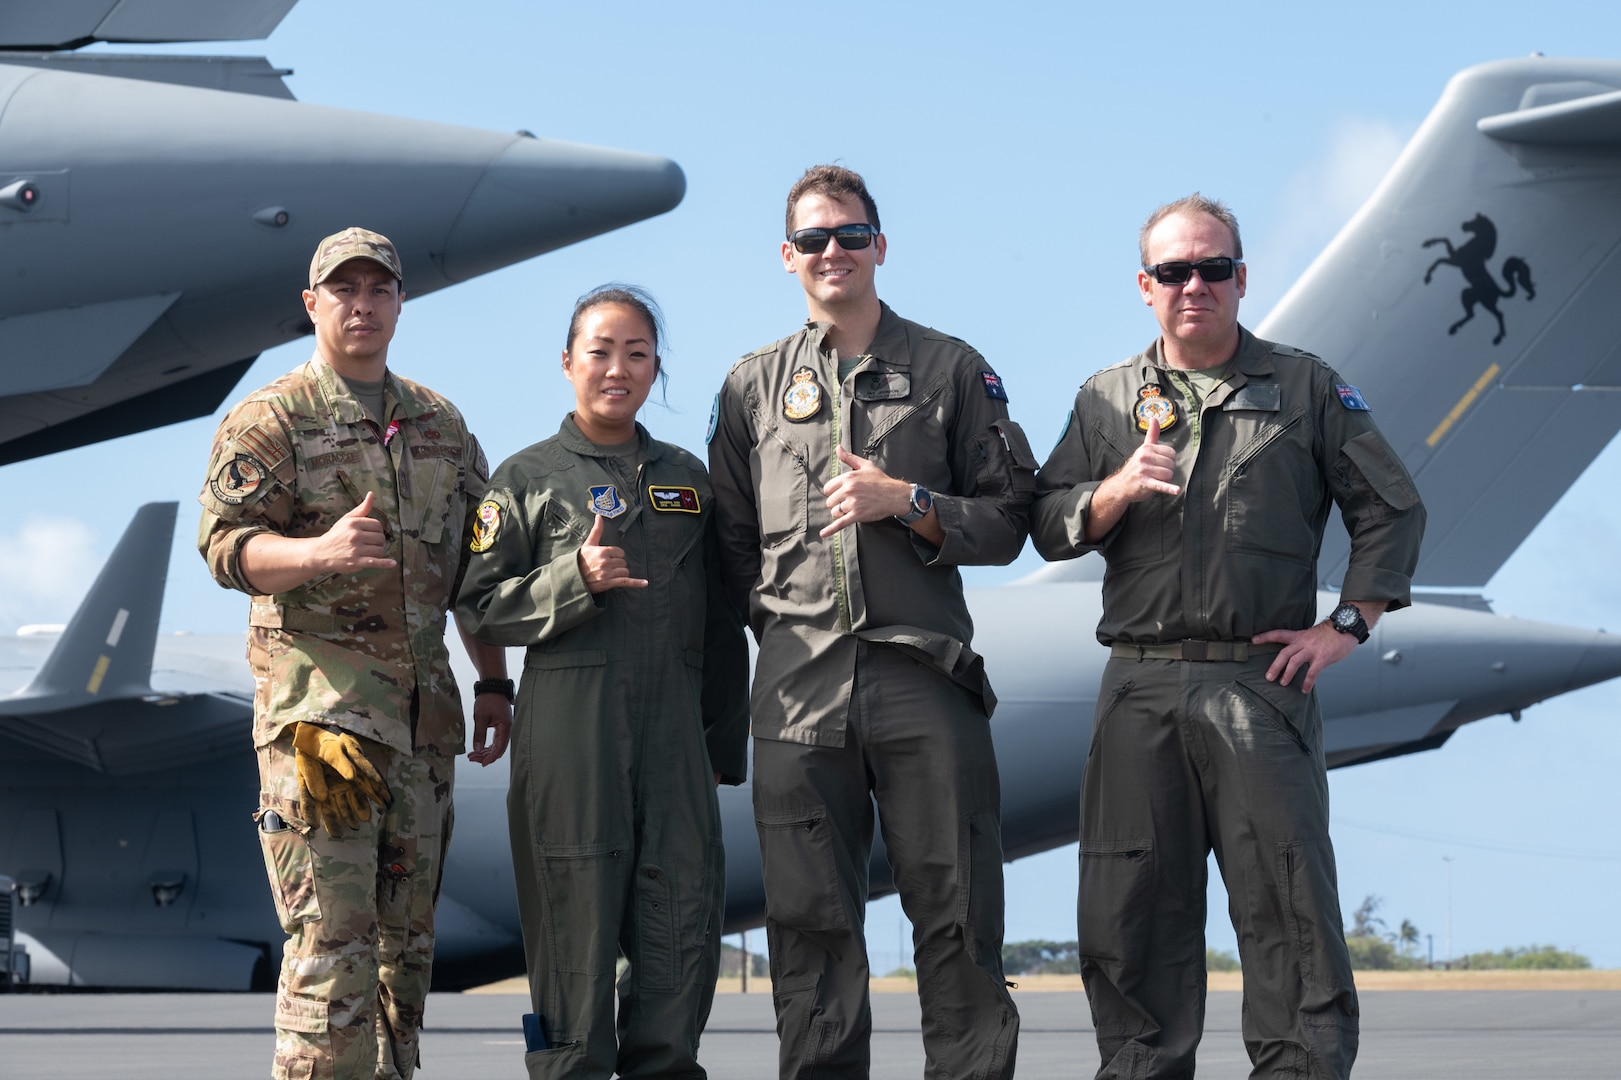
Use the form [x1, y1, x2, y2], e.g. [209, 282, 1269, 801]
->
[1248, 117, 1413, 319]
[0, 516, 99, 634]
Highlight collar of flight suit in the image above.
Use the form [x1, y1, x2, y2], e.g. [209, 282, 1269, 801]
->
[307, 355, 435, 428]
[1137, 324, 1274, 412]
[554, 414, 670, 467]
[802, 300, 914, 374]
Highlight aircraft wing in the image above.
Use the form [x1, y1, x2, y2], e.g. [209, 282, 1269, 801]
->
[0, 0, 297, 49]
[0, 501, 253, 773]
[1259, 57, 1621, 588]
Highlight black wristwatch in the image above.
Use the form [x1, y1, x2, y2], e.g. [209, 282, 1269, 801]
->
[896, 483, 933, 524]
[473, 677, 516, 703]
[1327, 603, 1370, 644]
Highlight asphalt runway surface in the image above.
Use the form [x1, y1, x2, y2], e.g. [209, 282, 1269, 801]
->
[2, 988, 1617, 1077]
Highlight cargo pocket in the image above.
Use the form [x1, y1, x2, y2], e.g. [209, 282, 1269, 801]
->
[257, 806, 320, 930]
[273, 992, 331, 1078]
[1077, 838, 1154, 962]
[755, 806, 847, 931]
[1276, 839, 1356, 996]
[1342, 430, 1420, 512]
[633, 861, 680, 992]
[537, 843, 624, 976]
[956, 807, 1006, 965]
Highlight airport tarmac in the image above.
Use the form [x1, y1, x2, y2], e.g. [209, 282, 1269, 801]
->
[2, 987, 1617, 1078]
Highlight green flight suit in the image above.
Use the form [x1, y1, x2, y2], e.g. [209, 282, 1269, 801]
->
[456, 417, 749, 1080]
[708, 304, 1036, 1079]
[1031, 328, 1426, 1079]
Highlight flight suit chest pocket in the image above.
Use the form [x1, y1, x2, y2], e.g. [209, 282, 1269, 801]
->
[1224, 406, 1316, 565]
[756, 432, 809, 548]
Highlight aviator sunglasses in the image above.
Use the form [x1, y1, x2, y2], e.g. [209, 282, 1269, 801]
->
[788, 223, 879, 254]
[1142, 256, 1243, 285]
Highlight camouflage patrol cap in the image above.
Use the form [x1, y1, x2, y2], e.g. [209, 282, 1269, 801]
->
[308, 227, 404, 289]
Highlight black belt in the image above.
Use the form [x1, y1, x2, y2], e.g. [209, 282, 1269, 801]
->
[1108, 640, 1283, 662]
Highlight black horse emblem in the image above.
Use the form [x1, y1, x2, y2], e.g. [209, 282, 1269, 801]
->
[1422, 213, 1535, 345]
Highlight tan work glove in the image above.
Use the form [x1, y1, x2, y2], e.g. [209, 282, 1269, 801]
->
[292, 722, 392, 835]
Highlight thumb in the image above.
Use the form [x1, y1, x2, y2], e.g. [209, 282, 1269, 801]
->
[346, 491, 376, 518]
[837, 445, 867, 469]
[586, 513, 605, 546]
[1144, 416, 1161, 446]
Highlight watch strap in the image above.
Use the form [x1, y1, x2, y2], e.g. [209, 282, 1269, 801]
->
[473, 677, 516, 702]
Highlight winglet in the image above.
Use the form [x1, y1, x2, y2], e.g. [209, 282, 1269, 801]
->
[10, 502, 176, 709]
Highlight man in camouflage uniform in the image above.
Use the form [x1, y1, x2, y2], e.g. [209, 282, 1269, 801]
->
[198, 227, 512, 1080]
[1032, 195, 1425, 1078]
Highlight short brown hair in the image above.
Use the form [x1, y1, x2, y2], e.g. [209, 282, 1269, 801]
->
[785, 165, 881, 238]
[1138, 193, 1243, 265]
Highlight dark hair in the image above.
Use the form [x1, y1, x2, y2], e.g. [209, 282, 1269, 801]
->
[565, 283, 670, 401]
[785, 164, 881, 237]
[1138, 193, 1243, 265]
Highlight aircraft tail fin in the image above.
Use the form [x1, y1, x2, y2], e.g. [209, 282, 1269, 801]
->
[7, 501, 174, 711]
[1259, 57, 1621, 588]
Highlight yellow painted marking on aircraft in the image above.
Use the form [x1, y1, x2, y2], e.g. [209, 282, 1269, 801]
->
[1426, 363, 1501, 448]
[87, 655, 111, 694]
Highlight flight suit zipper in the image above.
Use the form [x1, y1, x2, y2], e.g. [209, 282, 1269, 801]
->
[828, 364, 852, 633]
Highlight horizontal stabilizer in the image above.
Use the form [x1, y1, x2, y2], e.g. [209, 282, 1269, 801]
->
[5, 501, 173, 709]
[0, 0, 297, 51]
[0, 691, 253, 774]
[0, 294, 180, 396]
[1479, 85, 1621, 144]
[0, 53, 294, 99]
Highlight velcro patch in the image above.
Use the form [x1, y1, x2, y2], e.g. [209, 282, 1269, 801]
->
[1336, 384, 1371, 411]
[210, 453, 270, 505]
[980, 371, 1009, 401]
[410, 444, 463, 460]
[470, 499, 502, 552]
[648, 485, 700, 513]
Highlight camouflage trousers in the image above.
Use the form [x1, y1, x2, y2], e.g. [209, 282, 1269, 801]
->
[256, 731, 455, 1080]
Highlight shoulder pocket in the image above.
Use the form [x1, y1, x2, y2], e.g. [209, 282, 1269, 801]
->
[1341, 432, 1420, 511]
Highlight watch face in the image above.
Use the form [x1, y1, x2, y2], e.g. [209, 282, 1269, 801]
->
[915, 487, 933, 513]
[1334, 608, 1356, 629]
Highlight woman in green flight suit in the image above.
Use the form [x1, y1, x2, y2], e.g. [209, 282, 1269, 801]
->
[455, 285, 749, 1080]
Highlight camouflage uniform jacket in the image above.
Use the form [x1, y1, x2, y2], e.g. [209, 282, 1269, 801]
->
[708, 303, 1039, 747]
[1031, 327, 1426, 644]
[198, 357, 488, 758]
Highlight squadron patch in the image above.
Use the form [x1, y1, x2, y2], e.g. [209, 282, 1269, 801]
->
[469, 499, 502, 552]
[1134, 384, 1178, 433]
[980, 371, 1009, 402]
[706, 392, 720, 445]
[1336, 384, 1371, 411]
[588, 484, 629, 519]
[782, 366, 824, 422]
[210, 453, 269, 505]
[649, 485, 701, 513]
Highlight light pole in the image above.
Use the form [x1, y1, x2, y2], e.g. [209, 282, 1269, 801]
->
[1442, 855, 1454, 967]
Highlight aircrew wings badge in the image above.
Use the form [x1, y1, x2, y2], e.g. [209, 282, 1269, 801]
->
[1134, 384, 1178, 433]
[470, 499, 502, 552]
[783, 366, 823, 422]
[649, 485, 700, 513]
[588, 484, 628, 518]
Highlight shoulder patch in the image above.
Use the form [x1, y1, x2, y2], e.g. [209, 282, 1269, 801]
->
[1335, 384, 1371, 411]
[1051, 409, 1074, 454]
[980, 371, 1009, 402]
[706, 392, 720, 445]
[236, 423, 290, 474]
[210, 453, 271, 506]
[470, 499, 503, 552]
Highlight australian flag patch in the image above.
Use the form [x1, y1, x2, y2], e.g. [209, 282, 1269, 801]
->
[1335, 384, 1371, 411]
[981, 371, 1009, 402]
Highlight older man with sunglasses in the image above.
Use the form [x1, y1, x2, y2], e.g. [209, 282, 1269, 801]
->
[1031, 194, 1425, 1078]
[708, 164, 1036, 1078]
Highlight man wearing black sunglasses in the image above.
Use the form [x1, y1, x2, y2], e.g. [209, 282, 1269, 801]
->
[708, 165, 1035, 1079]
[1031, 194, 1425, 1079]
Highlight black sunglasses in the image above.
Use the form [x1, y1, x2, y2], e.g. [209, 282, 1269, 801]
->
[1143, 257, 1243, 285]
[788, 223, 878, 254]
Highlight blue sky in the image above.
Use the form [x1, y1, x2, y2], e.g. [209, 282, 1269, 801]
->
[5, 1, 1618, 967]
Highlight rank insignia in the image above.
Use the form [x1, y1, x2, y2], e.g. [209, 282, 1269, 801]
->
[1134, 384, 1178, 432]
[981, 370, 1009, 401]
[469, 499, 502, 552]
[588, 484, 628, 518]
[783, 366, 824, 422]
[210, 452, 269, 505]
[1336, 384, 1371, 411]
[649, 485, 701, 513]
